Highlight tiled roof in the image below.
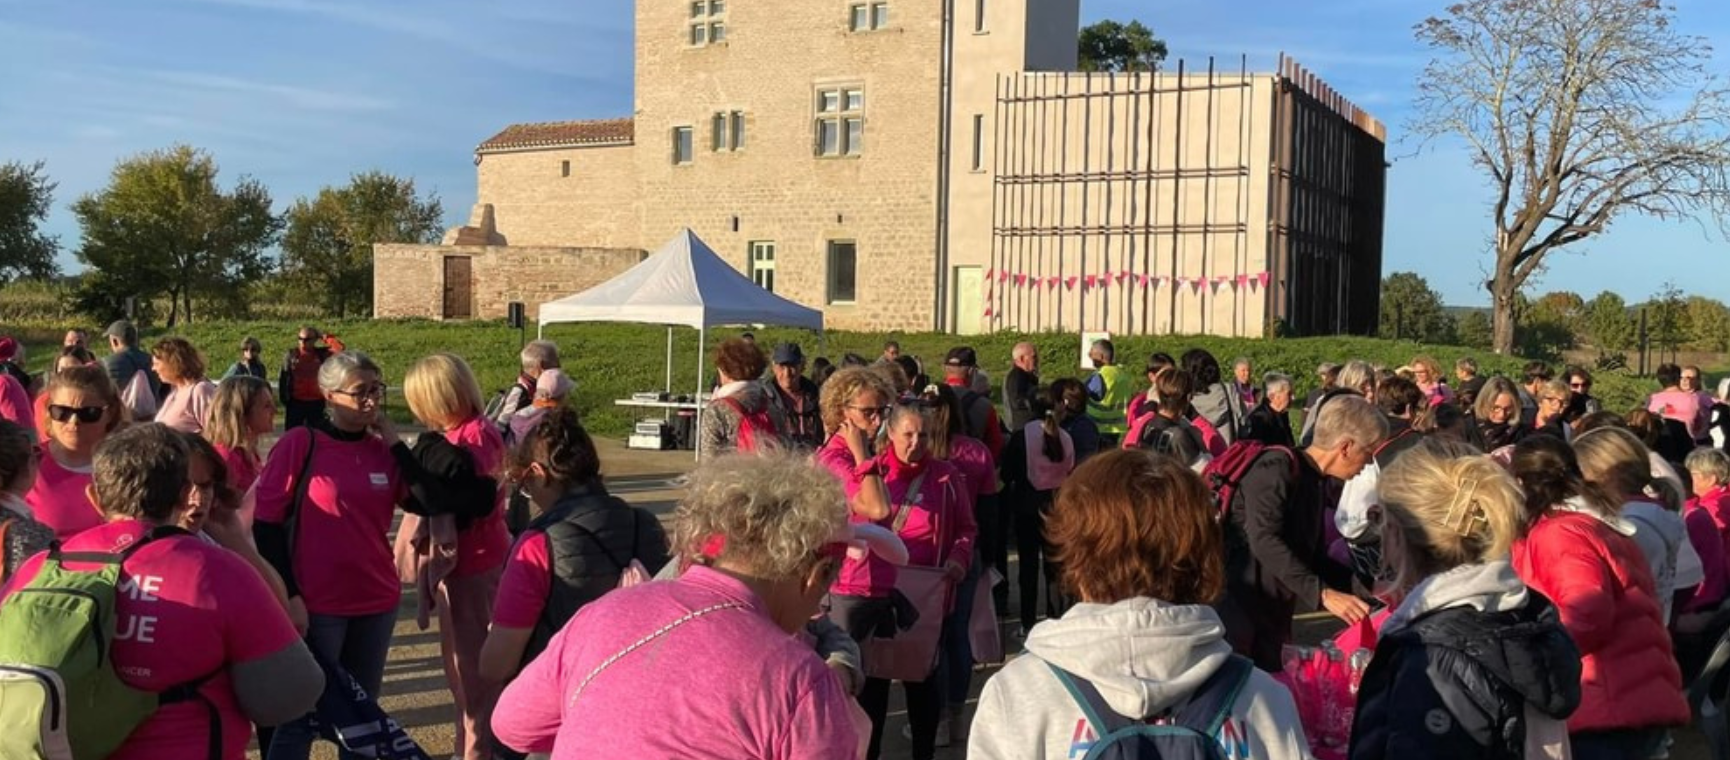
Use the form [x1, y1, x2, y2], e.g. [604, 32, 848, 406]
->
[476, 118, 635, 152]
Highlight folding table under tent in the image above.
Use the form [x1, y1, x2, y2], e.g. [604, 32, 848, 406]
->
[536, 228, 824, 457]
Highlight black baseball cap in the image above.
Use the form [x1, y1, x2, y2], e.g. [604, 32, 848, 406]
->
[944, 347, 978, 367]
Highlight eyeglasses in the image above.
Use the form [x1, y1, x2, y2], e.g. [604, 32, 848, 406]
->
[331, 384, 387, 401]
[846, 404, 892, 419]
[47, 404, 106, 424]
[297, 336, 315, 343]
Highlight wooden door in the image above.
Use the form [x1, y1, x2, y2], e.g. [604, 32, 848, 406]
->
[443, 256, 473, 320]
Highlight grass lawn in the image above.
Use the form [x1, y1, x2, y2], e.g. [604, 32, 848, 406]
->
[9, 318, 1665, 438]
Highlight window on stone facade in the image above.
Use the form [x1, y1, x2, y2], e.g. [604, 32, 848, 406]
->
[974, 0, 987, 32]
[712, 111, 746, 152]
[850, 3, 889, 31]
[690, 0, 725, 46]
[749, 241, 776, 292]
[561, 160, 571, 177]
[673, 126, 693, 164]
[971, 114, 984, 171]
[826, 240, 857, 304]
[815, 87, 864, 157]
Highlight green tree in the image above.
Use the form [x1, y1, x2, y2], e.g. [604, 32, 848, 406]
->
[0, 160, 60, 282]
[279, 171, 443, 318]
[1686, 295, 1730, 352]
[1584, 290, 1634, 350]
[1411, 0, 1730, 354]
[1642, 282, 1688, 355]
[1377, 271, 1455, 343]
[1078, 20, 1168, 73]
[72, 145, 278, 326]
[1456, 311, 1493, 348]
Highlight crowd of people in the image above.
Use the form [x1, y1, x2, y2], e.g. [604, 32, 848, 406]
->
[2, 323, 1730, 760]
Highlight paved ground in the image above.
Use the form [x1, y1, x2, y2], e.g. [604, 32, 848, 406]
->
[257, 437, 1711, 760]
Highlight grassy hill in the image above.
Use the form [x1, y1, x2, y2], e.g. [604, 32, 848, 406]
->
[9, 319, 1663, 438]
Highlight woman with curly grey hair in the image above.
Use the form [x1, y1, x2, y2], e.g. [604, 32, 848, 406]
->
[493, 451, 862, 759]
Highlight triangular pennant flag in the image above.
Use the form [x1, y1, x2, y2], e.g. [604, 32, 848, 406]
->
[985, 268, 995, 280]
[998, 271, 1010, 283]
[1046, 276, 1059, 289]
[1190, 277, 1204, 293]
[1014, 273, 1028, 286]
[1098, 275, 1110, 290]
[1084, 274, 1098, 289]
[1236, 274, 1250, 288]
[1257, 271, 1270, 289]
[983, 307, 993, 318]
[1065, 276, 1078, 290]
[1137, 274, 1150, 287]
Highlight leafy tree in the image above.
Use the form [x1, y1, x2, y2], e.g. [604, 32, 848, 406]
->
[1377, 271, 1455, 343]
[1411, 0, 1730, 354]
[1456, 311, 1493, 349]
[280, 171, 443, 318]
[1078, 20, 1168, 73]
[1641, 282, 1688, 355]
[73, 146, 277, 326]
[1686, 295, 1730, 352]
[1584, 290, 1634, 350]
[0, 160, 60, 282]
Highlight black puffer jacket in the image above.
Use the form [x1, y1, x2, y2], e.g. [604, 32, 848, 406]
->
[522, 487, 671, 667]
[1349, 593, 1581, 760]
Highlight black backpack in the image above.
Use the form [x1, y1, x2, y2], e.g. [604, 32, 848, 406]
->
[1046, 655, 1253, 759]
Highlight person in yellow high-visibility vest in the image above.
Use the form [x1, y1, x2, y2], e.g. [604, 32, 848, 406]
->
[1083, 339, 1131, 448]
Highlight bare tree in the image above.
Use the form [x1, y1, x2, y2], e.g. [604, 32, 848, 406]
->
[1411, 0, 1730, 354]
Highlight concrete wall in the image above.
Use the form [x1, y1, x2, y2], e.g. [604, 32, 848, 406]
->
[475, 144, 642, 250]
[373, 244, 646, 321]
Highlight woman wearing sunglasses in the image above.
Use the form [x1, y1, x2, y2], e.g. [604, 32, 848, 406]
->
[0, 419, 55, 578]
[252, 351, 410, 760]
[27, 364, 124, 538]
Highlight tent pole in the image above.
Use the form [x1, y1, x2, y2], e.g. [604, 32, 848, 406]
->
[665, 327, 673, 394]
[693, 327, 706, 461]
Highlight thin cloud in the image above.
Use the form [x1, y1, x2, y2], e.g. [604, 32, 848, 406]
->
[141, 69, 396, 113]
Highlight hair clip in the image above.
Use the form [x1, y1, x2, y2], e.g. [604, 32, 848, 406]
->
[1445, 476, 1490, 537]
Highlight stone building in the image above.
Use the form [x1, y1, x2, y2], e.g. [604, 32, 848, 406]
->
[381, 0, 1386, 337]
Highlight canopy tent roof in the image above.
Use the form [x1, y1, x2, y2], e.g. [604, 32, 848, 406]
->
[537, 228, 824, 331]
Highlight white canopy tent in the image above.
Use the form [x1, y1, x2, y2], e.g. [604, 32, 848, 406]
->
[537, 228, 824, 454]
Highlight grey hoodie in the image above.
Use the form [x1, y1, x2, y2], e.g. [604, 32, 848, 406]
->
[969, 598, 1313, 760]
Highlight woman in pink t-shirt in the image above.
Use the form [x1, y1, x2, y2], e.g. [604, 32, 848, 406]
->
[492, 451, 860, 759]
[151, 337, 218, 435]
[2, 423, 324, 760]
[399, 353, 513, 760]
[203, 375, 275, 498]
[27, 364, 122, 538]
[253, 351, 409, 760]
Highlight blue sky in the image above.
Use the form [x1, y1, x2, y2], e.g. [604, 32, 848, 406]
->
[2, 0, 1726, 307]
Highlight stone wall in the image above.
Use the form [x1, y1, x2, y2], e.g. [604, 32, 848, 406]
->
[373, 244, 647, 321]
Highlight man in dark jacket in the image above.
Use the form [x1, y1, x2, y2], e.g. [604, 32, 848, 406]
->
[280, 326, 344, 429]
[1003, 342, 1039, 432]
[1216, 394, 1386, 671]
[761, 343, 822, 451]
[102, 320, 160, 419]
[1241, 372, 1296, 448]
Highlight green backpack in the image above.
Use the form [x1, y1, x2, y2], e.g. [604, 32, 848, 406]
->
[0, 526, 218, 760]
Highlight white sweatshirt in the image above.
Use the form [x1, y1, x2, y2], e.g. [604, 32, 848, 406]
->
[968, 598, 1313, 760]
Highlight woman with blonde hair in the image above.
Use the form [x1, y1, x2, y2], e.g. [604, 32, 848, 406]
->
[1572, 426, 1700, 626]
[1509, 435, 1687, 758]
[398, 352, 511, 760]
[152, 336, 218, 434]
[969, 451, 1309, 760]
[28, 364, 125, 538]
[493, 451, 862, 758]
[1349, 439, 1581, 759]
[203, 375, 276, 503]
[1532, 379, 1574, 441]
[1472, 376, 1528, 451]
[1408, 354, 1454, 408]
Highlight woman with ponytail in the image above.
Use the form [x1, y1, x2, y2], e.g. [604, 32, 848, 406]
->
[1350, 439, 1580, 760]
[1508, 435, 1688, 759]
[1573, 426, 1701, 626]
[1001, 383, 1076, 639]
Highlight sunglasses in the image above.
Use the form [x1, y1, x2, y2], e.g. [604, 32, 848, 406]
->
[47, 404, 106, 424]
[298, 336, 316, 343]
[847, 404, 892, 419]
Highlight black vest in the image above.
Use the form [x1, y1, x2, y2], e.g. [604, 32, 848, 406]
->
[521, 487, 656, 666]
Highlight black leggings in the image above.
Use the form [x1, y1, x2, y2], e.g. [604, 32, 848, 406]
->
[1013, 486, 1067, 633]
[975, 493, 1009, 612]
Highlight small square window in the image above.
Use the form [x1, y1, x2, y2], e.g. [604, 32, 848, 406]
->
[691, 1, 705, 18]
[827, 241, 858, 304]
[672, 126, 693, 164]
[709, 0, 724, 13]
[709, 22, 726, 42]
[749, 241, 776, 292]
[845, 89, 864, 110]
[690, 24, 707, 45]
[850, 4, 869, 31]
[819, 91, 840, 113]
[871, 3, 889, 28]
[818, 120, 840, 156]
[561, 159, 571, 178]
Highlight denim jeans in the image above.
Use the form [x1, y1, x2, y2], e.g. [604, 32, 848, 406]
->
[268, 610, 397, 760]
[941, 556, 981, 705]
